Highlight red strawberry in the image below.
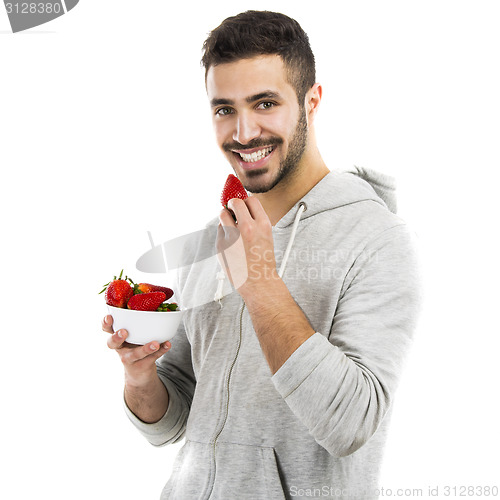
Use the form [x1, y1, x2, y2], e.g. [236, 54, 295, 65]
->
[221, 174, 248, 208]
[127, 292, 166, 311]
[100, 270, 134, 308]
[134, 283, 174, 300]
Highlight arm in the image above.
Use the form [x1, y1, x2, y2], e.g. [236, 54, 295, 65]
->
[218, 199, 422, 457]
[218, 197, 315, 374]
[272, 225, 421, 456]
[103, 317, 170, 423]
[124, 370, 169, 424]
[239, 273, 315, 375]
[103, 316, 195, 446]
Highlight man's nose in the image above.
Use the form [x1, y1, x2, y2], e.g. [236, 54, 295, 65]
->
[233, 112, 261, 145]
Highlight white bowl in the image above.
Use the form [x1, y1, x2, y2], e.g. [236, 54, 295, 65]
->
[107, 305, 184, 345]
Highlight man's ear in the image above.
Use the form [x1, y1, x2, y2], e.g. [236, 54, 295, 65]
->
[305, 83, 322, 123]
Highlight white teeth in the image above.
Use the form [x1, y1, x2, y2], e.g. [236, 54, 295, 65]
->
[238, 146, 274, 163]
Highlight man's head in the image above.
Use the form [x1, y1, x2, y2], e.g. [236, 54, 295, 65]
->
[203, 11, 322, 195]
[202, 10, 316, 105]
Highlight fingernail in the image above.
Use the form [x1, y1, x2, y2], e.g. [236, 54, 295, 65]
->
[150, 343, 158, 351]
[104, 315, 110, 325]
[117, 330, 123, 339]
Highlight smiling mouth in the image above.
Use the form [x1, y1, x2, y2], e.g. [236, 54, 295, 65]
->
[233, 146, 275, 163]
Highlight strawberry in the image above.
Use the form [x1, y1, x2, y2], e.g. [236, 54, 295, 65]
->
[134, 283, 174, 300]
[100, 270, 134, 308]
[127, 291, 166, 311]
[221, 174, 248, 209]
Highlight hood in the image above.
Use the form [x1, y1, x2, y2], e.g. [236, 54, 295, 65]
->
[274, 166, 397, 230]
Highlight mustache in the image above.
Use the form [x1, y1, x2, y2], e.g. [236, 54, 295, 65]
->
[222, 137, 283, 152]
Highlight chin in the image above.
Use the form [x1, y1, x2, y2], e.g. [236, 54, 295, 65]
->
[242, 169, 280, 194]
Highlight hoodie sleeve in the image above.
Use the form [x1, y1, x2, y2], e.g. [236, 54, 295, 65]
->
[124, 318, 196, 447]
[271, 223, 422, 457]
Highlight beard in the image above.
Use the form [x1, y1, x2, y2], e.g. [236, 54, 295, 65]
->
[222, 106, 308, 194]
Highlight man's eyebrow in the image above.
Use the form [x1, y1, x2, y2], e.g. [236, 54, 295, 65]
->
[210, 97, 235, 108]
[210, 91, 282, 108]
[246, 91, 281, 103]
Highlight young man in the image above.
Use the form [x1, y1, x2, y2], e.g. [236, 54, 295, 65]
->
[102, 11, 421, 499]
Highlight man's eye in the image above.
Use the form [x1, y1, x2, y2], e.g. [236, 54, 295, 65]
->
[257, 101, 275, 110]
[216, 107, 233, 116]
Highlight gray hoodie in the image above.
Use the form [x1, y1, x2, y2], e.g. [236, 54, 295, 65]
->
[125, 168, 422, 500]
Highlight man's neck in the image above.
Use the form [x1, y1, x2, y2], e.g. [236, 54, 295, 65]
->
[253, 148, 330, 226]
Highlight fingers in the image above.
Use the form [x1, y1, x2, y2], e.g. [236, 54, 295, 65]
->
[102, 315, 114, 334]
[119, 340, 172, 365]
[106, 323, 172, 358]
[227, 197, 270, 227]
[107, 327, 128, 349]
[219, 207, 236, 227]
[227, 198, 251, 224]
[242, 196, 268, 221]
[104, 315, 172, 353]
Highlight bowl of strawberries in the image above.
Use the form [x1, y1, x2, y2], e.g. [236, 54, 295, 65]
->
[100, 270, 184, 345]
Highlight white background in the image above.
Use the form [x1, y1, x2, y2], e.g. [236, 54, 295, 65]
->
[1, 1, 499, 498]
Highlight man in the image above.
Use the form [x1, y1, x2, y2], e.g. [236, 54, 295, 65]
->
[102, 10, 421, 499]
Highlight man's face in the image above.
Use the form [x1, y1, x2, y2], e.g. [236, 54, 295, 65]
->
[206, 55, 308, 194]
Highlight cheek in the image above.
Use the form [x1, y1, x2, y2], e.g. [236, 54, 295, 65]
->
[263, 109, 297, 139]
[213, 119, 235, 148]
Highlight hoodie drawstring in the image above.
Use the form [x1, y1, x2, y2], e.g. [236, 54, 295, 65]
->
[214, 270, 226, 304]
[214, 202, 307, 305]
[278, 202, 306, 278]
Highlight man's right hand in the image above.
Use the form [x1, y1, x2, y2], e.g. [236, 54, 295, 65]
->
[102, 314, 171, 423]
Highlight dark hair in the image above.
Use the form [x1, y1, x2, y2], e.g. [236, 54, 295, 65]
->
[201, 10, 316, 104]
